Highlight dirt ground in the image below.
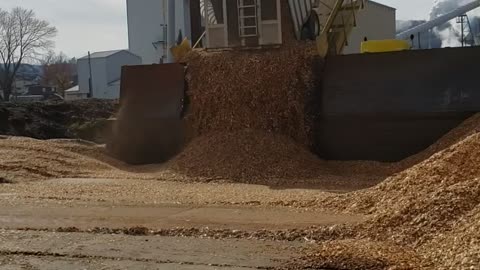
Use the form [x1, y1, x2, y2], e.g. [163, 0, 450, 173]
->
[0, 230, 306, 270]
[0, 177, 363, 270]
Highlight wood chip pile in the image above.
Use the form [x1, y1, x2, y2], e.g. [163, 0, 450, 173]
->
[357, 133, 480, 268]
[166, 130, 328, 184]
[285, 124, 480, 269]
[183, 45, 318, 145]
[166, 129, 399, 187]
[0, 136, 190, 183]
[0, 137, 118, 182]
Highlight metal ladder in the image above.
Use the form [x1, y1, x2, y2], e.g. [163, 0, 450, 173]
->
[238, 0, 259, 37]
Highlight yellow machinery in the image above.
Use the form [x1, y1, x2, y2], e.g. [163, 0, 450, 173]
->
[316, 0, 365, 57]
[315, 1, 410, 56]
[170, 37, 192, 62]
[361, 39, 410, 53]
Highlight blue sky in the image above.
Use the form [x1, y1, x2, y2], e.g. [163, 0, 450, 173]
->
[0, 0, 439, 58]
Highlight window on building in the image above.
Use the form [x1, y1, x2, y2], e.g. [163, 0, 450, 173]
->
[261, 0, 277, 20]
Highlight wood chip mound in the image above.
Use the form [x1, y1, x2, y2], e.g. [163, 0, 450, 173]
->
[420, 205, 480, 269]
[166, 129, 400, 187]
[288, 130, 480, 269]
[0, 134, 390, 188]
[166, 130, 328, 184]
[0, 137, 119, 182]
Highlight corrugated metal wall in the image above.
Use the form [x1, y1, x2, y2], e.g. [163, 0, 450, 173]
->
[287, 0, 314, 39]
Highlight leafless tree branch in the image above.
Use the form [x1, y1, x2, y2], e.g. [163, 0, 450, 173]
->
[41, 50, 76, 96]
[0, 7, 57, 101]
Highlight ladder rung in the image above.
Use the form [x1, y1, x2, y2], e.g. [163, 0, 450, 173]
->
[238, 0, 258, 38]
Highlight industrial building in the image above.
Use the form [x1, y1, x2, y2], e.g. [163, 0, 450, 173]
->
[66, 50, 141, 101]
[126, 0, 396, 64]
[127, 0, 191, 64]
[343, 1, 396, 54]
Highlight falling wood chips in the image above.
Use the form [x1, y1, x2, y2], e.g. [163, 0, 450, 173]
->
[182, 44, 319, 145]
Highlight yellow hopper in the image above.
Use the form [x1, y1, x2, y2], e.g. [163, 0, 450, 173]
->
[361, 39, 410, 53]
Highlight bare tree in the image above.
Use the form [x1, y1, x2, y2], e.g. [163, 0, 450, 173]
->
[0, 7, 57, 101]
[41, 51, 76, 96]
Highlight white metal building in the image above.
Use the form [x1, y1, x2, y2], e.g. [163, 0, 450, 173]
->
[74, 50, 141, 100]
[127, 0, 191, 64]
[343, 1, 396, 54]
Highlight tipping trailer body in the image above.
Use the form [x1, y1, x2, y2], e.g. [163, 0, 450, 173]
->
[109, 45, 480, 164]
[114, 1, 480, 164]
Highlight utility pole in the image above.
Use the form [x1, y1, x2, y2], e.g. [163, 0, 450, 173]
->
[88, 51, 93, 98]
[457, 14, 467, 47]
[461, 15, 465, 47]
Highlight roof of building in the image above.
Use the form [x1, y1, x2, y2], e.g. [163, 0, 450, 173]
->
[108, 78, 121, 86]
[79, 49, 140, 60]
[65, 85, 80, 93]
[368, 0, 396, 11]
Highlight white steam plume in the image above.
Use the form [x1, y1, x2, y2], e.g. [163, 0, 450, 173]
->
[430, 0, 480, 47]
